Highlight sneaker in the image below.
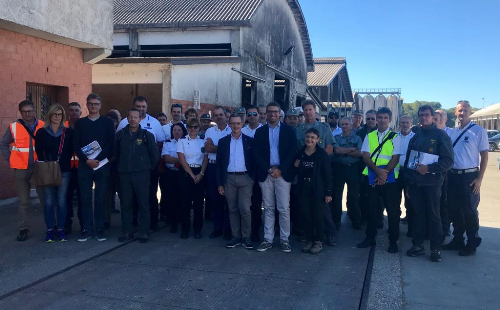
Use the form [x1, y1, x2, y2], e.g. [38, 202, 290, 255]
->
[443, 238, 465, 251]
[118, 233, 134, 242]
[280, 241, 292, 253]
[388, 242, 398, 253]
[138, 233, 149, 243]
[326, 235, 336, 246]
[310, 241, 323, 255]
[45, 230, 55, 243]
[431, 250, 442, 262]
[57, 230, 68, 242]
[256, 241, 273, 252]
[96, 230, 106, 242]
[357, 238, 376, 248]
[209, 230, 223, 239]
[17, 229, 29, 241]
[302, 241, 314, 253]
[226, 237, 242, 248]
[407, 245, 425, 257]
[459, 243, 477, 256]
[242, 238, 254, 250]
[77, 230, 92, 242]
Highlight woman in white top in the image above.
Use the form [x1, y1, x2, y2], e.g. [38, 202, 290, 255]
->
[162, 123, 187, 233]
[177, 118, 208, 239]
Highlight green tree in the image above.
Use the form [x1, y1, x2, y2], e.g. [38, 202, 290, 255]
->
[401, 101, 442, 124]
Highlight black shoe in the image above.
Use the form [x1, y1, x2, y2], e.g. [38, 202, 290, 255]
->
[388, 242, 398, 253]
[459, 243, 476, 256]
[103, 222, 111, 230]
[242, 238, 254, 250]
[357, 238, 376, 248]
[443, 238, 465, 251]
[209, 230, 223, 239]
[118, 233, 134, 242]
[352, 222, 362, 230]
[223, 229, 232, 241]
[180, 233, 189, 239]
[326, 235, 336, 246]
[251, 231, 260, 243]
[226, 237, 242, 248]
[194, 232, 202, 239]
[431, 250, 442, 262]
[17, 229, 29, 241]
[407, 245, 425, 257]
[138, 233, 149, 243]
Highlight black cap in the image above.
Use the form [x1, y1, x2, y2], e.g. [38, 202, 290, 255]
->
[328, 111, 339, 118]
[200, 114, 211, 120]
[352, 110, 363, 116]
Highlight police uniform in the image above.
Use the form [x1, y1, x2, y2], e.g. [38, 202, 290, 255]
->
[331, 132, 363, 227]
[177, 135, 207, 237]
[445, 121, 488, 252]
[161, 139, 182, 232]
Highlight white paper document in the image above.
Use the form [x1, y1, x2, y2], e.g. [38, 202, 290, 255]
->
[81, 141, 108, 170]
[406, 150, 439, 170]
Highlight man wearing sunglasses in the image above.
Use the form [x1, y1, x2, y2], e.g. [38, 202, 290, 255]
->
[328, 111, 341, 137]
[0, 100, 45, 241]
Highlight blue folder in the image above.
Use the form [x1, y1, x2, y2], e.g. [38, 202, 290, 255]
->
[368, 165, 396, 185]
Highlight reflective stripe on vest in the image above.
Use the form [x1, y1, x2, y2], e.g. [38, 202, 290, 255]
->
[362, 130, 399, 179]
[9, 120, 44, 169]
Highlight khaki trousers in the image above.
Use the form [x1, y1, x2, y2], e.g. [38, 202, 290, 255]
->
[14, 167, 45, 230]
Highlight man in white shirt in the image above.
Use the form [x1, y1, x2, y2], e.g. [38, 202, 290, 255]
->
[397, 116, 415, 231]
[242, 106, 262, 138]
[205, 106, 232, 239]
[162, 103, 185, 141]
[443, 100, 488, 256]
[328, 111, 342, 137]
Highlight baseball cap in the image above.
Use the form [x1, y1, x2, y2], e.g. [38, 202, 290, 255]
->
[328, 111, 339, 118]
[235, 107, 246, 114]
[295, 107, 304, 115]
[200, 113, 211, 120]
[352, 110, 363, 116]
[286, 108, 299, 117]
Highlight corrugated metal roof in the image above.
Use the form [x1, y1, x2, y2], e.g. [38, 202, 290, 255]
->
[471, 103, 500, 118]
[307, 63, 345, 86]
[114, 0, 263, 26]
[314, 57, 346, 64]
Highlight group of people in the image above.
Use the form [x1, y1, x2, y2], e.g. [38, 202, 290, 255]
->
[0, 94, 488, 261]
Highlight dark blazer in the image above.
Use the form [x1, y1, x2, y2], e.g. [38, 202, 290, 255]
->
[216, 133, 255, 187]
[253, 122, 297, 183]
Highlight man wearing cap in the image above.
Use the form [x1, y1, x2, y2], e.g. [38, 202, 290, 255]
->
[352, 110, 364, 132]
[296, 107, 305, 125]
[199, 114, 212, 139]
[328, 111, 341, 137]
[235, 107, 247, 125]
[284, 108, 300, 129]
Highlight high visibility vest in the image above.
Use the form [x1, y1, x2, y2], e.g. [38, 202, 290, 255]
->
[64, 120, 79, 168]
[9, 120, 44, 169]
[362, 130, 399, 179]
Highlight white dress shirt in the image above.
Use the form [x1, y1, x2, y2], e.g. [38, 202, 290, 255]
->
[331, 126, 342, 137]
[162, 121, 186, 141]
[448, 121, 489, 169]
[398, 131, 415, 167]
[177, 135, 205, 165]
[227, 134, 247, 172]
[117, 114, 165, 142]
[204, 124, 231, 161]
[161, 139, 179, 168]
[241, 124, 262, 138]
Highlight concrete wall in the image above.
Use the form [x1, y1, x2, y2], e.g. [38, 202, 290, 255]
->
[0, 0, 113, 50]
[171, 62, 242, 107]
[0, 28, 92, 199]
[93, 63, 168, 84]
[239, 0, 309, 108]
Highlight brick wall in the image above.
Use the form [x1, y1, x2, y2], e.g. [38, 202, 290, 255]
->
[0, 28, 92, 199]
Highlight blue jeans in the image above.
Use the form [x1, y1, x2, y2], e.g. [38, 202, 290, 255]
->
[78, 164, 110, 233]
[43, 172, 71, 230]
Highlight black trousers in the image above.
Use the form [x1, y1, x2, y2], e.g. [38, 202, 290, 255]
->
[120, 171, 150, 235]
[132, 166, 159, 229]
[179, 167, 205, 234]
[159, 170, 168, 221]
[396, 169, 413, 233]
[251, 180, 263, 230]
[290, 183, 304, 234]
[409, 185, 443, 250]
[206, 163, 229, 232]
[300, 182, 325, 242]
[440, 175, 450, 232]
[65, 167, 82, 230]
[359, 175, 370, 223]
[332, 163, 360, 224]
[365, 182, 400, 242]
[165, 168, 181, 228]
[447, 171, 482, 247]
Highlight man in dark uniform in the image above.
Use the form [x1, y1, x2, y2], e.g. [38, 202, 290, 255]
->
[332, 117, 363, 229]
[404, 105, 454, 262]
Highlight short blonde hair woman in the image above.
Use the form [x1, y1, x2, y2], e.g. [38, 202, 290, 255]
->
[44, 104, 67, 128]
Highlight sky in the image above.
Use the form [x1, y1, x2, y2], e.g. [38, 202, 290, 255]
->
[299, 0, 500, 109]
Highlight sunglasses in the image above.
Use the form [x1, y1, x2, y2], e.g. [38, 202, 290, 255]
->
[366, 117, 375, 121]
[247, 112, 258, 117]
[187, 125, 199, 129]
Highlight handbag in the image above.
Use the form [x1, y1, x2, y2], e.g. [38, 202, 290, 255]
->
[30, 128, 65, 187]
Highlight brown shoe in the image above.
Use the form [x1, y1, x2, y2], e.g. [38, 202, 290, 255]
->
[302, 241, 313, 253]
[310, 241, 323, 254]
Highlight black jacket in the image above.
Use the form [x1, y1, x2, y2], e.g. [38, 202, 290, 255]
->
[73, 116, 115, 162]
[295, 146, 333, 197]
[253, 122, 297, 183]
[216, 133, 255, 187]
[114, 125, 160, 173]
[35, 127, 74, 173]
[404, 125, 454, 186]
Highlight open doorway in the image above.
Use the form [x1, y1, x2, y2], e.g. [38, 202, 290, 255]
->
[241, 79, 256, 107]
[274, 75, 290, 111]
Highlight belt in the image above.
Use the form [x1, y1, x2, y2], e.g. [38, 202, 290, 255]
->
[209, 160, 216, 164]
[450, 167, 478, 174]
[303, 178, 312, 182]
[189, 164, 201, 168]
[228, 171, 247, 175]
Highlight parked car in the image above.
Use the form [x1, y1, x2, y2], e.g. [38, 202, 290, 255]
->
[488, 133, 500, 151]
[487, 130, 500, 138]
